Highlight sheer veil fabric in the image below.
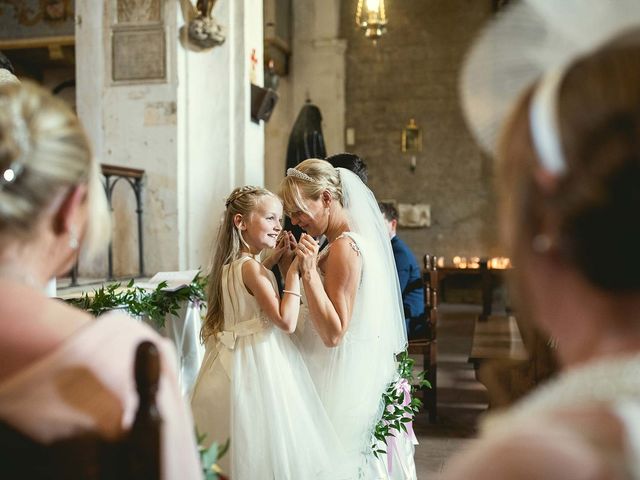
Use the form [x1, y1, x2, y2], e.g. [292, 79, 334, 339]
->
[296, 168, 410, 477]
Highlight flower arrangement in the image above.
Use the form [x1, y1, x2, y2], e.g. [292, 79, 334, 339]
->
[371, 350, 430, 458]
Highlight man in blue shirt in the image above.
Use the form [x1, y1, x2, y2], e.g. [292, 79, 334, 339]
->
[379, 202, 425, 338]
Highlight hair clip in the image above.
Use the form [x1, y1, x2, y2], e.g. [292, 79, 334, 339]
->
[0, 162, 24, 189]
[286, 168, 314, 182]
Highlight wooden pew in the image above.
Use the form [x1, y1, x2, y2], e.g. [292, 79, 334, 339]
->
[0, 341, 162, 480]
[408, 254, 438, 423]
[469, 314, 557, 408]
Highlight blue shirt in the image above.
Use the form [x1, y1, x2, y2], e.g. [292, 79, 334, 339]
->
[391, 236, 425, 319]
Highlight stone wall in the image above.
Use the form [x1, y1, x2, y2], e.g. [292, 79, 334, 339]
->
[341, 0, 503, 261]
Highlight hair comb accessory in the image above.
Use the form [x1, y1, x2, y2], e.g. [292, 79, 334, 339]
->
[0, 97, 29, 190]
[286, 167, 314, 182]
[0, 161, 24, 188]
[460, 0, 640, 175]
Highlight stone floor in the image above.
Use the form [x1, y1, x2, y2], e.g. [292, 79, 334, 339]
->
[412, 304, 489, 478]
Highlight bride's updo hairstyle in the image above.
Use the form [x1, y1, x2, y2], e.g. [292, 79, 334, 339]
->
[498, 41, 640, 291]
[279, 158, 343, 215]
[0, 81, 109, 256]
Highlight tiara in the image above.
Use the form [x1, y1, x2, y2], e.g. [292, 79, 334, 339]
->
[286, 168, 314, 182]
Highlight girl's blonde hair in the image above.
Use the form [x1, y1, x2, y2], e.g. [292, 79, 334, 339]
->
[279, 158, 343, 215]
[201, 185, 278, 342]
[0, 81, 110, 257]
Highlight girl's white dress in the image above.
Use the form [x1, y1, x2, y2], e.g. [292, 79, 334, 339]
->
[191, 256, 353, 480]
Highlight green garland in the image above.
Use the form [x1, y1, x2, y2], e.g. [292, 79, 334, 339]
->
[66, 274, 207, 328]
[371, 351, 430, 458]
[197, 431, 230, 480]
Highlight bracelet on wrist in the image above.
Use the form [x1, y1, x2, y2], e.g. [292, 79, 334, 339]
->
[283, 290, 301, 298]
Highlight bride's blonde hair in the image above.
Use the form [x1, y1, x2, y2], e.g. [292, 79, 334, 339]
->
[279, 159, 343, 215]
[201, 185, 278, 342]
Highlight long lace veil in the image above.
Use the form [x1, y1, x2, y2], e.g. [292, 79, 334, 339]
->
[328, 168, 408, 457]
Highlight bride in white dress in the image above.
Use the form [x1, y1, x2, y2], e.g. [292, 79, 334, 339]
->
[280, 160, 417, 479]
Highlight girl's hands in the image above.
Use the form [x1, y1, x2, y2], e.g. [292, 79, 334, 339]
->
[296, 233, 319, 276]
[275, 231, 297, 274]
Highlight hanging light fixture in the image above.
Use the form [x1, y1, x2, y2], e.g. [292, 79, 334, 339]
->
[355, 0, 387, 43]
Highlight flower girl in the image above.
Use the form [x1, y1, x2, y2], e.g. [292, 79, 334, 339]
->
[191, 186, 351, 480]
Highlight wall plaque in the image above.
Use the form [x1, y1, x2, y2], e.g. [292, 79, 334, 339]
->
[112, 27, 165, 82]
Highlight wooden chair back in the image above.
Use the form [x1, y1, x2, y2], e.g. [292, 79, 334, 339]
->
[422, 253, 439, 339]
[0, 340, 162, 480]
[406, 253, 439, 423]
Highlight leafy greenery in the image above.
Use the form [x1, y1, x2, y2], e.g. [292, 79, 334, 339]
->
[197, 430, 230, 480]
[66, 274, 207, 328]
[371, 350, 430, 458]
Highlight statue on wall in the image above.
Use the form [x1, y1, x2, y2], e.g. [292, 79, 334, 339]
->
[178, 0, 225, 52]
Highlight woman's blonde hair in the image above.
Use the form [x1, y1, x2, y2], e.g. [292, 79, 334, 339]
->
[279, 158, 343, 215]
[201, 185, 278, 342]
[0, 81, 110, 257]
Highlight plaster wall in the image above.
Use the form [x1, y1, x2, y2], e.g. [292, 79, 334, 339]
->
[177, 0, 265, 271]
[76, 0, 265, 277]
[264, 0, 346, 191]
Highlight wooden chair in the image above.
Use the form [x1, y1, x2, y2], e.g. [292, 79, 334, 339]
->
[407, 254, 438, 423]
[0, 341, 162, 480]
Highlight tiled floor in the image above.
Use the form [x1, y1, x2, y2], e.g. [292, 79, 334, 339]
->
[412, 304, 489, 478]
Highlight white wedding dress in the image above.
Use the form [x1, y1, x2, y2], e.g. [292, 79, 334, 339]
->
[295, 168, 418, 480]
[191, 257, 354, 480]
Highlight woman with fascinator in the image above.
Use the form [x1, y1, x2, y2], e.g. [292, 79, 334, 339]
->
[443, 0, 640, 478]
[279, 159, 417, 479]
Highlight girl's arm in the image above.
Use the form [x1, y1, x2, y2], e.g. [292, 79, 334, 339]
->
[242, 257, 301, 333]
[298, 235, 361, 347]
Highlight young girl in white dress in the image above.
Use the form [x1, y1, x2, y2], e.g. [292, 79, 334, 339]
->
[190, 186, 352, 480]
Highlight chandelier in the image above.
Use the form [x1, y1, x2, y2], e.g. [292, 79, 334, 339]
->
[355, 0, 387, 43]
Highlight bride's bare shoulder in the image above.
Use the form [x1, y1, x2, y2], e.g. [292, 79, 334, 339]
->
[330, 233, 361, 257]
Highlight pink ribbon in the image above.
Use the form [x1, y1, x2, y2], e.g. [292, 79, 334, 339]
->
[385, 378, 419, 475]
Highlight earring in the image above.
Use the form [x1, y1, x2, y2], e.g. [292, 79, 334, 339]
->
[531, 234, 552, 253]
[69, 225, 79, 251]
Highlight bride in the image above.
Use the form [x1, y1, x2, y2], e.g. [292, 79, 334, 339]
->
[279, 159, 417, 479]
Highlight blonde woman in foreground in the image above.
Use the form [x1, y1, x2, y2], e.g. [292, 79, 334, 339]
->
[0, 82, 202, 479]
